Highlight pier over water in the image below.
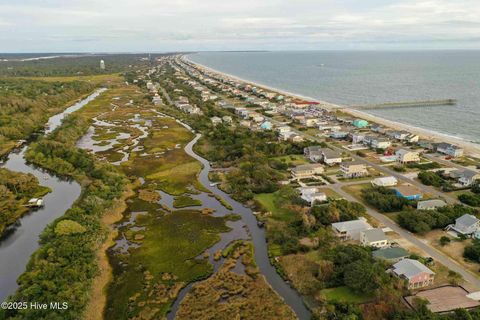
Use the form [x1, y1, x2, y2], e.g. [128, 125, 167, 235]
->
[350, 99, 457, 110]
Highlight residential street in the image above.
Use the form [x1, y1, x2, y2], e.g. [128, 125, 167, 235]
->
[329, 183, 480, 289]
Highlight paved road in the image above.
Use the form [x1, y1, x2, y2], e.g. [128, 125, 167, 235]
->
[175, 62, 480, 289]
[268, 118, 459, 204]
[329, 184, 480, 289]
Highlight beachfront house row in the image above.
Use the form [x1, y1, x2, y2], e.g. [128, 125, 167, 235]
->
[360, 228, 388, 248]
[446, 214, 480, 237]
[331, 218, 372, 241]
[340, 161, 368, 178]
[371, 176, 398, 187]
[417, 199, 447, 211]
[391, 259, 435, 290]
[395, 149, 420, 164]
[291, 164, 324, 179]
[436, 143, 464, 158]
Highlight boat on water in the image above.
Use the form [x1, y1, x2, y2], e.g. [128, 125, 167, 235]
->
[25, 198, 44, 208]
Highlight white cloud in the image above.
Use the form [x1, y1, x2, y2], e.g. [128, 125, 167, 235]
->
[1, 0, 480, 51]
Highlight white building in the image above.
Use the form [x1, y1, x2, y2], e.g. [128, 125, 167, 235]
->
[360, 229, 388, 248]
[371, 176, 398, 187]
[332, 217, 372, 241]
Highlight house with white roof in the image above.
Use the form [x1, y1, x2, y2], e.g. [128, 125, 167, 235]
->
[371, 176, 398, 187]
[298, 187, 327, 205]
[331, 217, 372, 241]
[392, 259, 435, 289]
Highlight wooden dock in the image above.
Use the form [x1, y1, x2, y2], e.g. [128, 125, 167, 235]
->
[350, 99, 457, 110]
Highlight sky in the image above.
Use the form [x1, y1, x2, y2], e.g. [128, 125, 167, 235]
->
[1, 0, 480, 52]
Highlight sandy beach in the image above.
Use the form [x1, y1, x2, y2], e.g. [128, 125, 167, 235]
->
[183, 55, 480, 158]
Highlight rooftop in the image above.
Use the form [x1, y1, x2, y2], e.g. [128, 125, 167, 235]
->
[362, 228, 387, 242]
[373, 247, 409, 260]
[393, 258, 434, 279]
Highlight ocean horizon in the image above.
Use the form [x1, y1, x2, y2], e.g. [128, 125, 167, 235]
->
[188, 50, 480, 145]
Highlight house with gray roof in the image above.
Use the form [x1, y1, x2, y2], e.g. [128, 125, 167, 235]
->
[331, 217, 372, 241]
[447, 214, 480, 236]
[373, 247, 409, 262]
[360, 228, 388, 248]
[417, 199, 447, 211]
[449, 169, 480, 187]
[392, 259, 435, 289]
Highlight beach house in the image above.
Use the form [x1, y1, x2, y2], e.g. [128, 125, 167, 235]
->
[291, 164, 324, 179]
[436, 143, 464, 158]
[449, 169, 480, 187]
[360, 229, 388, 248]
[331, 218, 372, 241]
[371, 176, 398, 187]
[340, 161, 368, 178]
[446, 214, 480, 237]
[391, 259, 435, 289]
[298, 187, 327, 205]
[417, 199, 447, 211]
[395, 149, 420, 164]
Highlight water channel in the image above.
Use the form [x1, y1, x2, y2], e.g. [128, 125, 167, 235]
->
[0, 89, 106, 302]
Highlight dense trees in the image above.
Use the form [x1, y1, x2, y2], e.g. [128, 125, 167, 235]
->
[362, 186, 414, 212]
[397, 205, 477, 233]
[311, 200, 366, 226]
[327, 245, 389, 294]
[4, 112, 128, 319]
[464, 239, 480, 263]
[417, 171, 453, 191]
[0, 54, 166, 77]
[0, 168, 50, 236]
[0, 78, 93, 156]
[458, 193, 480, 207]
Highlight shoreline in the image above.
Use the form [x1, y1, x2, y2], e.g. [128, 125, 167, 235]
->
[184, 54, 480, 158]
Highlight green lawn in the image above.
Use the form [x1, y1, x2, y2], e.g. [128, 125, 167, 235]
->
[254, 192, 296, 222]
[320, 286, 373, 303]
[270, 154, 308, 167]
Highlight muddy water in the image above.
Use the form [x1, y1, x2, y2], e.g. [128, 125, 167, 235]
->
[0, 89, 106, 302]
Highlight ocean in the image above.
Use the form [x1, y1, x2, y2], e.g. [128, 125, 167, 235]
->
[188, 51, 480, 145]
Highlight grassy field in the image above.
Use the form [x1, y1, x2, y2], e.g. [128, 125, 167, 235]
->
[173, 195, 202, 208]
[270, 154, 309, 167]
[255, 191, 297, 222]
[106, 208, 233, 320]
[20, 73, 123, 84]
[320, 286, 374, 303]
[176, 241, 296, 320]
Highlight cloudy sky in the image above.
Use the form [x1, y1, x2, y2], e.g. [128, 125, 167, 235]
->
[1, 0, 480, 52]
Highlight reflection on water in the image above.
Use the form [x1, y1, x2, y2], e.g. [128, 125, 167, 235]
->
[0, 89, 105, 302]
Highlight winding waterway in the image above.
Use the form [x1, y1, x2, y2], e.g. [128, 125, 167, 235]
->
[0, 89, 106, 302]
[167, 133, 311, 320]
